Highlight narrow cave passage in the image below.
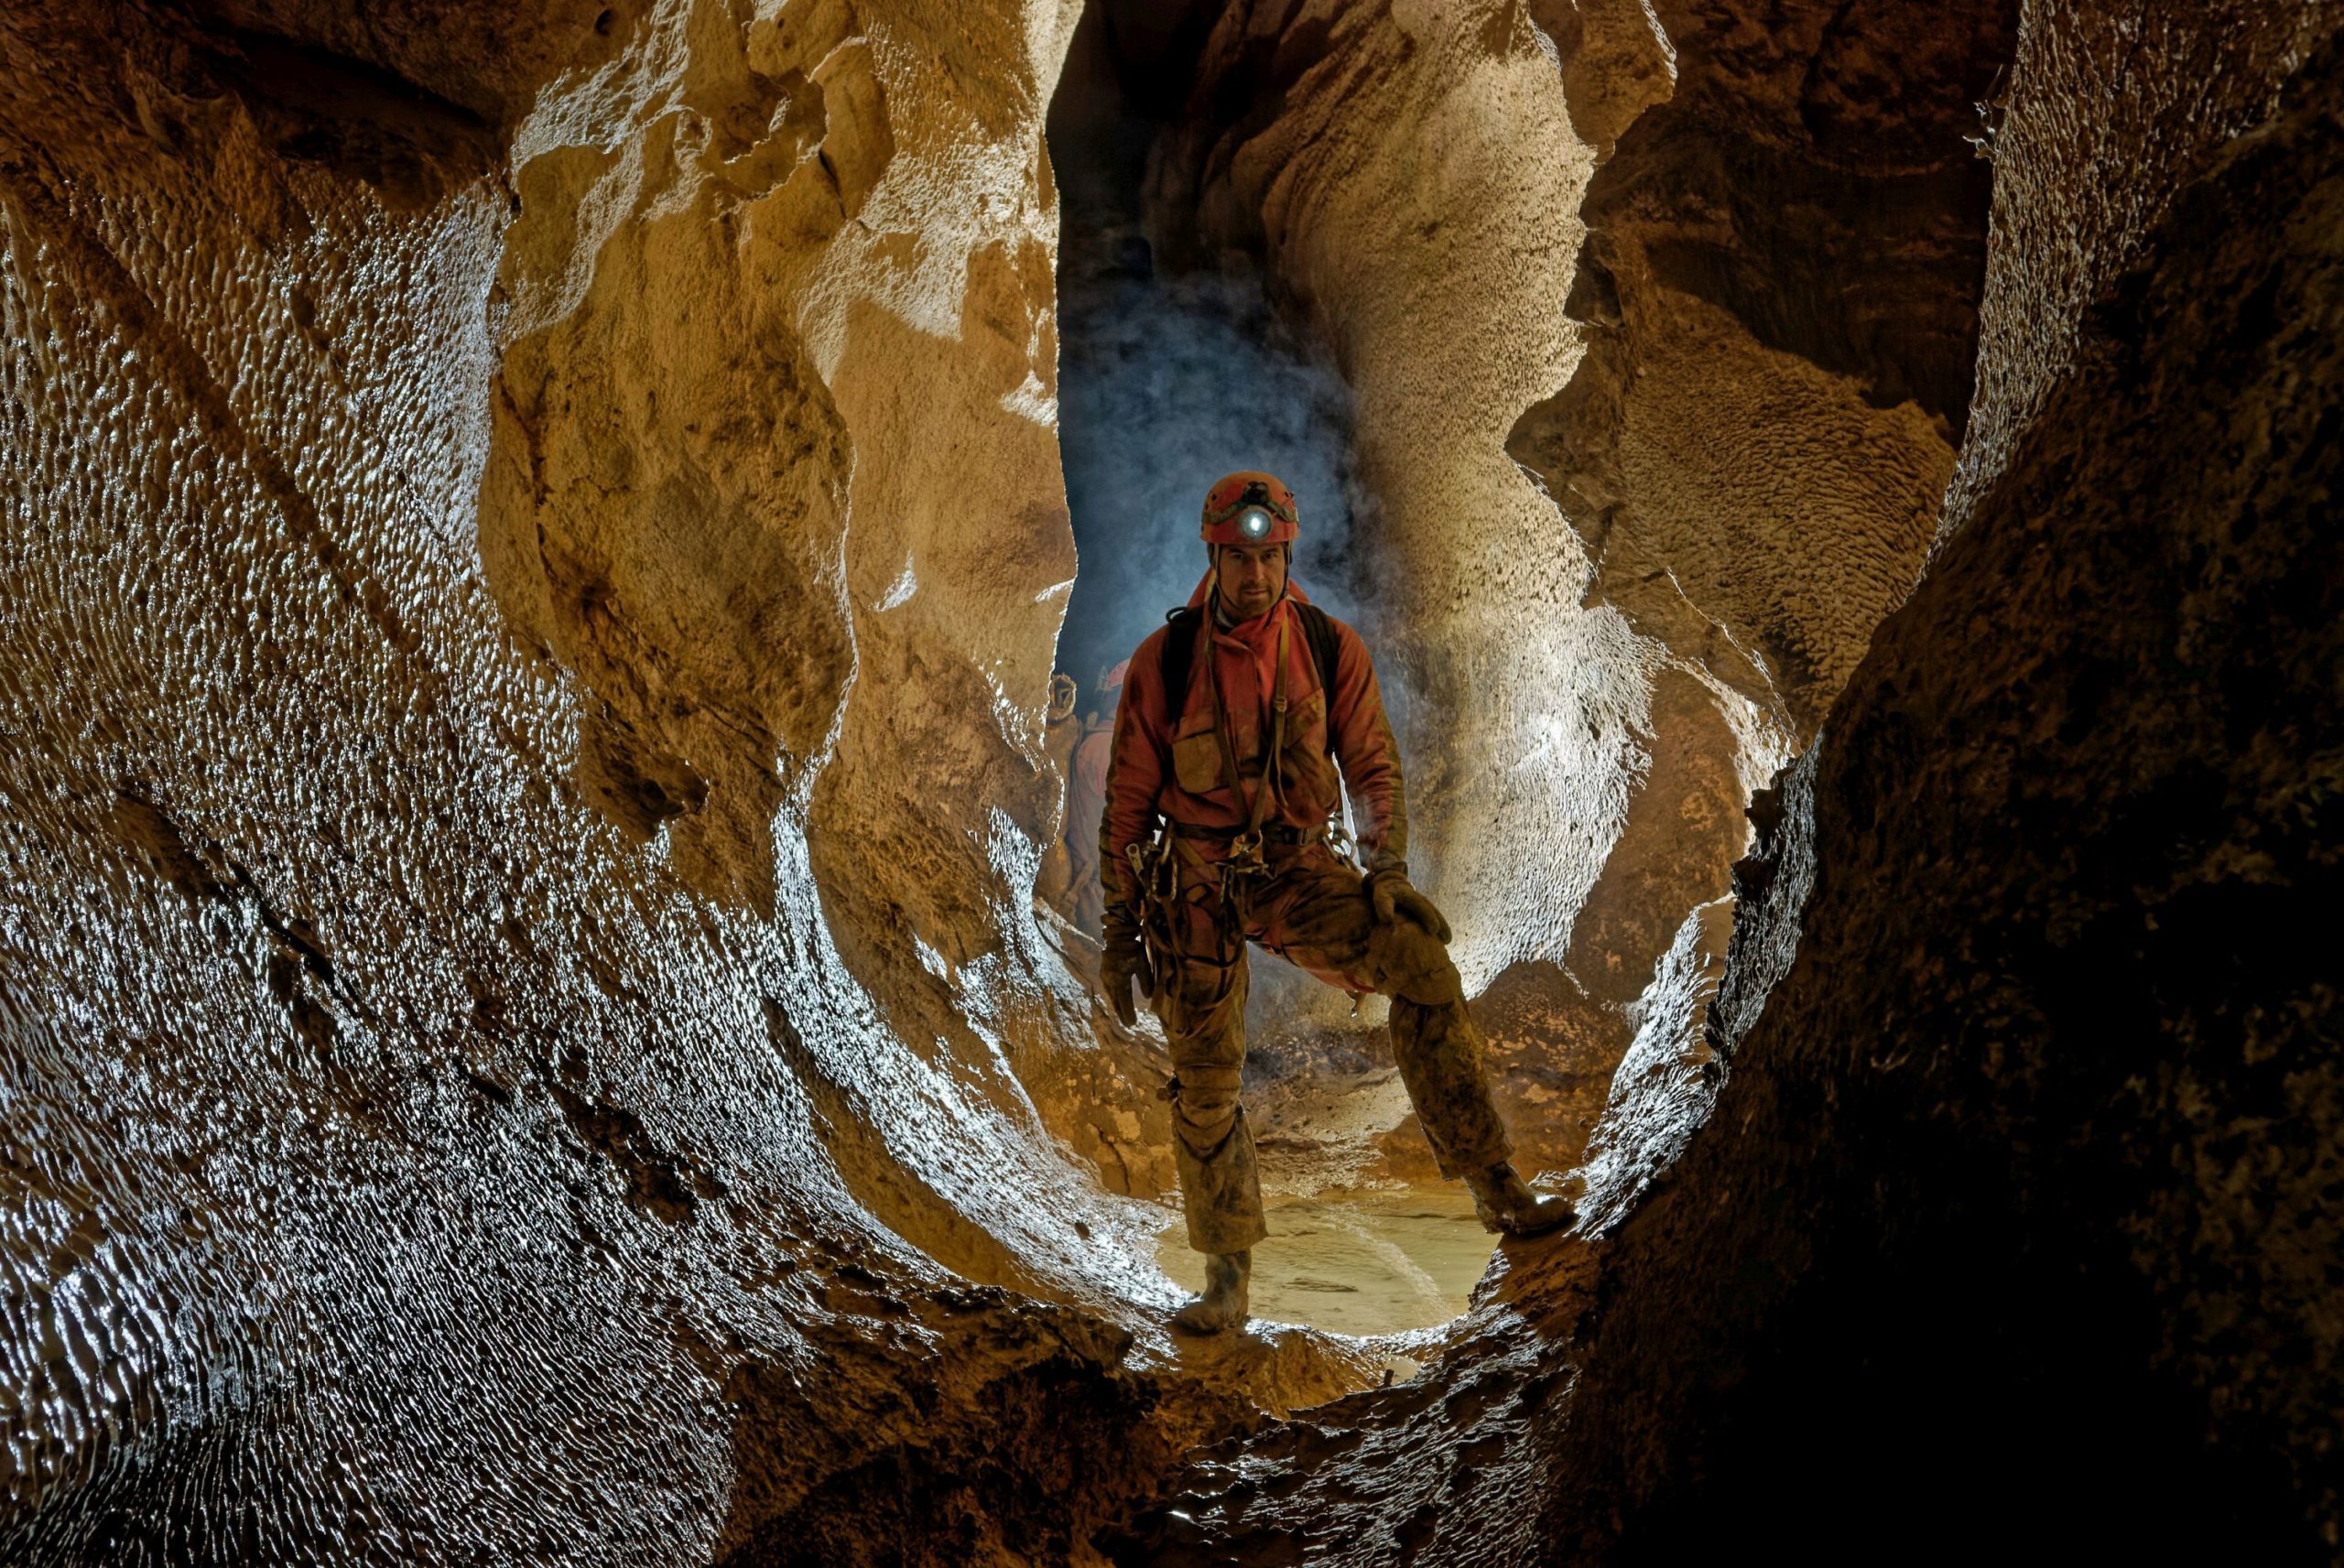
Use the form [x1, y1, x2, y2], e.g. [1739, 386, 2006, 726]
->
[5, 0, 2336, 1561]
[1042, 1, 1514, 1341]
[1046, 2, 1371, 697]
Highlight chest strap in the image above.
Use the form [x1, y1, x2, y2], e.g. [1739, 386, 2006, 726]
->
[1160, 599, 1341, 759]
[1207, 613, 1288, 862]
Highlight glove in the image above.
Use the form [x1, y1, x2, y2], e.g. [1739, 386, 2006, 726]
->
[1099, 914, 1155, 1028]
[1368, 869, 1451, 944]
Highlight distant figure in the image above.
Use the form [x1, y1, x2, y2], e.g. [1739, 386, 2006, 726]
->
[1096, 471, 1573, 1336]
[1060, 662, 1123, 938]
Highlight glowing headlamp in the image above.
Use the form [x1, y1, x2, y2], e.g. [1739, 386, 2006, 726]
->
[1200, 472, 1298, 544]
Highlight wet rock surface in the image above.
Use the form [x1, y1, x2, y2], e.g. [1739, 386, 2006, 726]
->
[0, 0, 1330, 1560]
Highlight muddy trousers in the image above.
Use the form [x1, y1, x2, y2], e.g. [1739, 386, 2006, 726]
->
[1155, 846, 1512, 1254]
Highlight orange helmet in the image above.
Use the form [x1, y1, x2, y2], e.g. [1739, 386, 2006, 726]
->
[1200, 470, 1299, 546]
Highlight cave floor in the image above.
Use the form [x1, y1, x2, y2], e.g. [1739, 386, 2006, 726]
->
[1155, 1185, 1493, 1340]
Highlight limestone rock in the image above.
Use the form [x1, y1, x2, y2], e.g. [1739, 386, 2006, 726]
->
[1512, 0, 2014, 734]
[7, 0, 2339, 1559]
[1534, 18, 2344, 1550]
[0, 0, 1260, 1559]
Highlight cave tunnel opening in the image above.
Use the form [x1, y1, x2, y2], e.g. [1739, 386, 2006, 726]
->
[1047, 0, 1371, 700]
[8, 0, 2336, 1558]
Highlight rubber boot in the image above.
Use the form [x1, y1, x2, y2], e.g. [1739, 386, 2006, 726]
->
[1466, 1162, 1576, 1237]
[1173, 1249, 1252, 1334]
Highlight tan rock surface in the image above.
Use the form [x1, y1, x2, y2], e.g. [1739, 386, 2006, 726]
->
[1510, 0, 2012, 734]
[0, 0, 1345, 1559]
[1154, 0, 1640, 998]
[11, 0, 2335, 1559]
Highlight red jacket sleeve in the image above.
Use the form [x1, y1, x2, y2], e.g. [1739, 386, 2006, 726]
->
[1097, 629, 1170, 911]
[1325, 620, 1409, 872]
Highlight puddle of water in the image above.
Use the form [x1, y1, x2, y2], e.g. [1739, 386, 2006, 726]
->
[1156, 1186, 1493, 1337]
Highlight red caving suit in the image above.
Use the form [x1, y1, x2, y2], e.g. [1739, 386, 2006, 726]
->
[1100, 575, 1513, 1253]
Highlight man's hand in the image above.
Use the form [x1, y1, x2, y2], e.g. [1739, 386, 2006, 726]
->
[1368, 870, 1451, 944]
[1099, 915, 1155, 1027]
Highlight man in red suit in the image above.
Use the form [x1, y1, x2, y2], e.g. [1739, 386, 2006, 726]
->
[1097, 471, 1571, 1334]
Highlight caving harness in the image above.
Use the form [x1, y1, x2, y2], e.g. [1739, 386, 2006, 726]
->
[1124, 596, 1362, 1039]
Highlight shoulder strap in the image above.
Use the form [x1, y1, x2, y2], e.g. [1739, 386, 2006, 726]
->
[1292, 602, 1341, 756]
[1159, 606, 1203, 715]
[1292, 602, 1340, 698]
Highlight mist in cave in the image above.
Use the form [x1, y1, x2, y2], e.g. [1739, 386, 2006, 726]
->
[1046, 1, 1371, 701]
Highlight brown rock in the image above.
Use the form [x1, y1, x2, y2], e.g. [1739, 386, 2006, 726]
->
[1117, 4, 2344, 1561]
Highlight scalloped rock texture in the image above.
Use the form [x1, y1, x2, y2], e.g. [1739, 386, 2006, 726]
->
[5, 0, 2341, 1562]
[0, 0, 1338, 1562]
[1510, 0, 2016, 737]
[1152, 0, 1651, 1003]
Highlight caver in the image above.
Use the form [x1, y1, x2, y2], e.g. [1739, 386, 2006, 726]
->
[1096, 471, 1574, 1335]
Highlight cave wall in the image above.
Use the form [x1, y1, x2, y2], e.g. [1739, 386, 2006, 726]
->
[1114, 1, 2343, 1561]
[1534, 5, 2344, 1552]
[0, 0, 1258, 1559]
[1510, 0, 2014, 737]
[1149, 0, 1645, 1014]
[9, 0, 2338, 1558]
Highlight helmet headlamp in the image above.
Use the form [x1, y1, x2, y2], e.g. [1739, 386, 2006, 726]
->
[1199, 470, 1300, 545]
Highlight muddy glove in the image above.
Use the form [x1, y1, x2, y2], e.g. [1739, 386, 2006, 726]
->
[1099, 910, 1155, 1028]
[1367, 869, 1451, 944]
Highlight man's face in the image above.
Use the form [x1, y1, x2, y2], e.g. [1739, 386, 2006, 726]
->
[1215, 542, 1288, 619]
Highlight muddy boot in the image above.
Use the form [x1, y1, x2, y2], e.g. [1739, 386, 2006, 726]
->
[1466, 1162, 1576, 1237]
[1172, 1250, 1252, 1334]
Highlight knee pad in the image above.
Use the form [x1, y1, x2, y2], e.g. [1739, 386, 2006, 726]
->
[1169, 1063, 1242, 1124]
[1371, 922, 1465, 1005]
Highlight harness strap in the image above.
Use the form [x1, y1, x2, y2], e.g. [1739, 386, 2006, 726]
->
[1161, 600, 1340, 761]
[1169, 820, 1324, 845]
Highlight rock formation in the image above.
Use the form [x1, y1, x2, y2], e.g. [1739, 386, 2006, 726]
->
[1510, 0, 2013, 737]
[1120, 1, 2344, 1560]
[4, 0, 2339, 1562]
[0, 1, 1274, 1559]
